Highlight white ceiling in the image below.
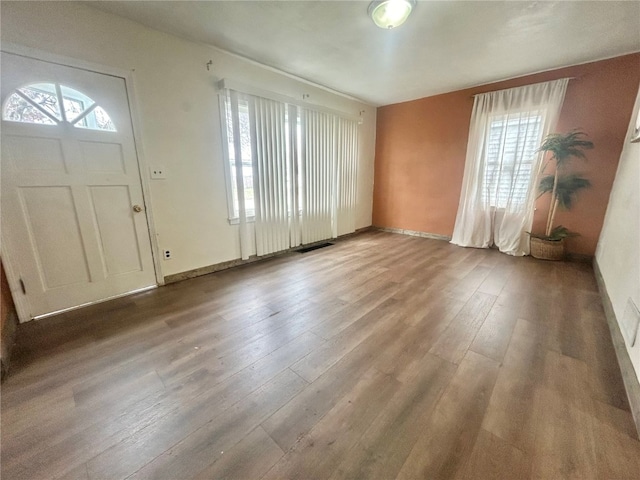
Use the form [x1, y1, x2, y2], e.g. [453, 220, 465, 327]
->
[90, 1, 640, 106]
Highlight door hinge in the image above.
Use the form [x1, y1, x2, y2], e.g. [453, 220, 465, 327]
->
[19, 278, 26, 295]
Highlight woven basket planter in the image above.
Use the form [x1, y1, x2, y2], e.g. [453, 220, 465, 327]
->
[530, 237, 565, 261]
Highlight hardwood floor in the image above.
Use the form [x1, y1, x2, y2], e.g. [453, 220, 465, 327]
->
[2, 230, 639, 479]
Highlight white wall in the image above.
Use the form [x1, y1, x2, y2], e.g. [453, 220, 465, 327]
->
[596, 83, 640, 384]
[0, 1, 377, 278]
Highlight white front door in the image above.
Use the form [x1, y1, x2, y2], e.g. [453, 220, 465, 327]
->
[1, 52, 156, 320]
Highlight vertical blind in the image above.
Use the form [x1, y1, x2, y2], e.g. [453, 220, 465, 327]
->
[334, 117, 359, 237]
[221, 88, 359, 259]
[301, 109, 334, 244]
[251, 96, 290, 256]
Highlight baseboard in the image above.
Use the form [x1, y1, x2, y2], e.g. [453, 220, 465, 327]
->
[374, 226, 451, 242]
[165, 251, 283, 284]
[1, 310, 18, 383]
[593, 258, 640, 436]
[373, 226, 596, 265]
[164, 226, 374, 284]
[354, 225, 374, 234]
[565, 252, 594, 263]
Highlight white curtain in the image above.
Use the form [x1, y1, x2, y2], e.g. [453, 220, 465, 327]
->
[450, 79, 569, 256]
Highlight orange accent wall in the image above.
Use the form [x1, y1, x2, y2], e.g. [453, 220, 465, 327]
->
[1, 260, 17, 372]
[372, 53, 640, 256]
[0, 261, 15, 334]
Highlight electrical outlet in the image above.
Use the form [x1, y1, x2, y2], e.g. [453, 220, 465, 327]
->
[163, 249, 172, 260]
[150, 166, 166, 179]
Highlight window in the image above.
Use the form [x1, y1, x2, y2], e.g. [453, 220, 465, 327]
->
[451, 78, 568, 255]
[483, 112, 541, 209]
[220, 86, 358, 257]
[221, 94, 319, 223]
[3, 83, 116, 131]
[223, 94, 255, 219]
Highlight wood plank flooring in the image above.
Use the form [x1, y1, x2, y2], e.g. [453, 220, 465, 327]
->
[2, 230, 639, 479]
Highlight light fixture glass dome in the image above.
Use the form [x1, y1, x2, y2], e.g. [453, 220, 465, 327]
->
[368, 0, 416, 29]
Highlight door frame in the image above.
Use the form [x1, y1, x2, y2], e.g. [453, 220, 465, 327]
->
[1, 42, 164, 323]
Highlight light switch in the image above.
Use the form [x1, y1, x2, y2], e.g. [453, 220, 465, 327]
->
[150, 166, 166, 179]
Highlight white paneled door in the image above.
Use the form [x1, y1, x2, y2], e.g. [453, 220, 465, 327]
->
[1, 52, 156, 319]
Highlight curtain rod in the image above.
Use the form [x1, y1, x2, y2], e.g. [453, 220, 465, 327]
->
[470, 77, 577, 98]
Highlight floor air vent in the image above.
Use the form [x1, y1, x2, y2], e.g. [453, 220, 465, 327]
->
[296, 242, 334, 253]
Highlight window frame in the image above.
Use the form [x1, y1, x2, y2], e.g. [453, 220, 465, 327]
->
[2, 82, 117, 132]
[217, 80, 360, 225]
[481, 111, 543, 210]
[219, 91, 256, 224]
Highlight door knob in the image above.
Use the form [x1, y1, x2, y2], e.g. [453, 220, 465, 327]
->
[133, 205, 143, 213]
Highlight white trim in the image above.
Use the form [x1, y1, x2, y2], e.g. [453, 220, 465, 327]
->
[218, 79, 360, 122]
[205, 43, 371, 106]
[123, 69, 165, 286]
[1, 42, 134, 81]
[376, 227, 451, 242]
[0, 43, 162, 322]
[228, 216, 255, 225]
[32, 285, 157, 321]
[229, 90, 250, 260]
[218, 91, 237, 222]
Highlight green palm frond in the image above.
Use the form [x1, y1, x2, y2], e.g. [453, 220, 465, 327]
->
[535, 130, 594, 239]
[538, 173, 591, 208]
[538, 130, 594, 166]
[556, 175, 591, 209]
[538, 174, 555, 195]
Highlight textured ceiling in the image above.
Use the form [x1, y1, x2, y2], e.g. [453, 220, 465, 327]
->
[90, 1, 640, 106]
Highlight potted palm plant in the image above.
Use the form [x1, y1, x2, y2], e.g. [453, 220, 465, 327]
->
[529, 130, 593, 260]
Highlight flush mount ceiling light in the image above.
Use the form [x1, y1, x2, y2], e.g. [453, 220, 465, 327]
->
[368, 0, 416, 29]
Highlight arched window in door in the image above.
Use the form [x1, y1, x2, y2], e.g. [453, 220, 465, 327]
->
[2, 83, 116, 131]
